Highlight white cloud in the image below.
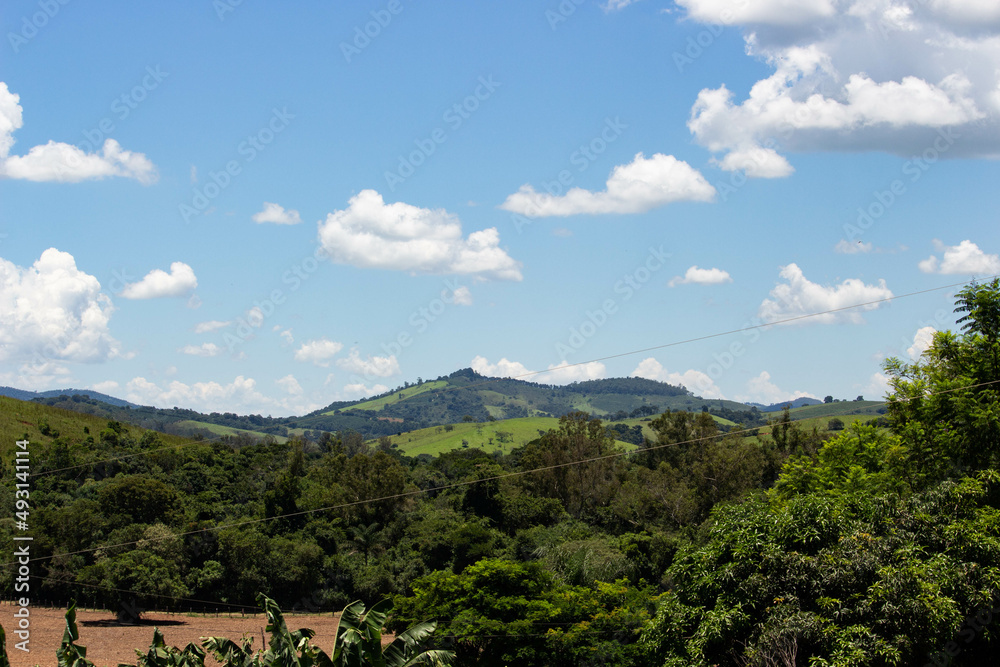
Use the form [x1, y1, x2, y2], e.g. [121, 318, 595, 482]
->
[179, 343, 224, 357]
[0, 248, 121, 365]
[194, 320, 230, 334]
[603, 0, 640, 10]
[0, 83, 157, 184]
[294, 338, 344, 366]
[450, 285, 473, 306]
[918, 239, 1000, 274]
[90, 380, 120, 394]
[677, 0, 836, 26]
[499, 153, 715, 217]
[835, 240, 873, 254]
[677, 2, 1000, 174]
[735, 371, 817, 405]
[318, 190, 522, 281]
[668, 265, 733, 287]
[471, 355, 531, 379]
[908, 326, 938, 359]
[276, 374, 303, 396]
[631, 357, 725, 399]
[342, 382, 390, 400]
[335, 350, 401, 378]
[253, 202, 302, 225]
[120, 262, 198, 299]
[863, 371, 892, 400]
[543, 360, 607, 383]
[125, 375, 322, 416]
[758, 263, 894, 324]
[470, 355, 606, 384]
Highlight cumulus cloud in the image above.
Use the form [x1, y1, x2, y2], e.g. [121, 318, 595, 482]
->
[179, 343, 224, 357]
[677, 2, 1000, 175]
[0, 82, 157, 184]
[918, 239, 1000, 274]
[471, 355, 532, 379]
[835, 240, 873, 254]
[318, 190, 522, 281]
[908, 326, 938, 359]
[194, 320, 230, 334]
[294, 338, 344, 366]
[863, 371, 892, 399]
[735, 371, 817, 405]
[631, 357, 725, 399]
[342, 382, 390, 400]
[90, 380, 120, 394]
[120, 262, 197, 299]
[125, 375, 322, 416]
[0, 248, 121, 365]
[253, 202, 302, 225]
[668, 265, 733, 287]
[758, 263, 894, 324]
[543, 360, 607, 383]
[450, 285, 473, 306]
[470, 356, 606, 384]
[499, 153, 715, 217]
[335, 350, 401, 378]
[276, 374, 303, 395]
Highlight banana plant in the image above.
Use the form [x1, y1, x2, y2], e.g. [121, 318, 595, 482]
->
[330, 599, 453, 667]
[135, 628, 206, 667]
[56, 602, 96, 667]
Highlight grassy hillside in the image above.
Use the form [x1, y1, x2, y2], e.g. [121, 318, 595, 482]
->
[385, 416, 639, 457]
[785, 400, 886, 420]
[0, 395, 199, 458]
[173, 419, 289, 443]
[335, 380, 449, 413]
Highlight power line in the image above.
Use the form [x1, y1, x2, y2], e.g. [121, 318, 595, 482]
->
[28, 275, 989, 479]
[13, 376, 1000, 569]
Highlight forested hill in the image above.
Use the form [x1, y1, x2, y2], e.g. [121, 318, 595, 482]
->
[293, 368, 757, 434]
[12, 368, 764, 441]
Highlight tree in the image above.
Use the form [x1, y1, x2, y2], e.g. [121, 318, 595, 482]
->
[518, 412, 620, 519]
[824, 395, 834, 404]
[884, 280, 1000, 482]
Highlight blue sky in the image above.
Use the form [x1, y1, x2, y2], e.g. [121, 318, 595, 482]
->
[1, 0, 998, 415]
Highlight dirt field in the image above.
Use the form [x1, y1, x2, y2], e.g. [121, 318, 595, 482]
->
[2, 602, 348, 667]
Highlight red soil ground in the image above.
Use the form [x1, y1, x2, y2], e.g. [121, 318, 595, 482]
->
[2, 602, 348, 667]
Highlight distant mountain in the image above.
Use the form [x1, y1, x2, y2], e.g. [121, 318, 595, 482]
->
[0, 386, 140, 408]
[4, 368, 774, 442]
[746, 396, 823, 412]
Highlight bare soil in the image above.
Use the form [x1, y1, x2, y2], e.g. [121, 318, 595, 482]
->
[3, 602, 348, 667]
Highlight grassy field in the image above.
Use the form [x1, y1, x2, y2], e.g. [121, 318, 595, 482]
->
[174, 419, 289, 443]
[332, 380, 448, 413]
[784, 400, 886, 420]
[386, 416, 638, 457]
[0, 396, 198, 457]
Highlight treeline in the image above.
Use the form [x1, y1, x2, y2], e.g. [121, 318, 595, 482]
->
[1, 281, 997, 665]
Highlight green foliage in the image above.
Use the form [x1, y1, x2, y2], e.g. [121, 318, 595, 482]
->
[884, 278, 1000, 482]
[640, 475, 1000, 665]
